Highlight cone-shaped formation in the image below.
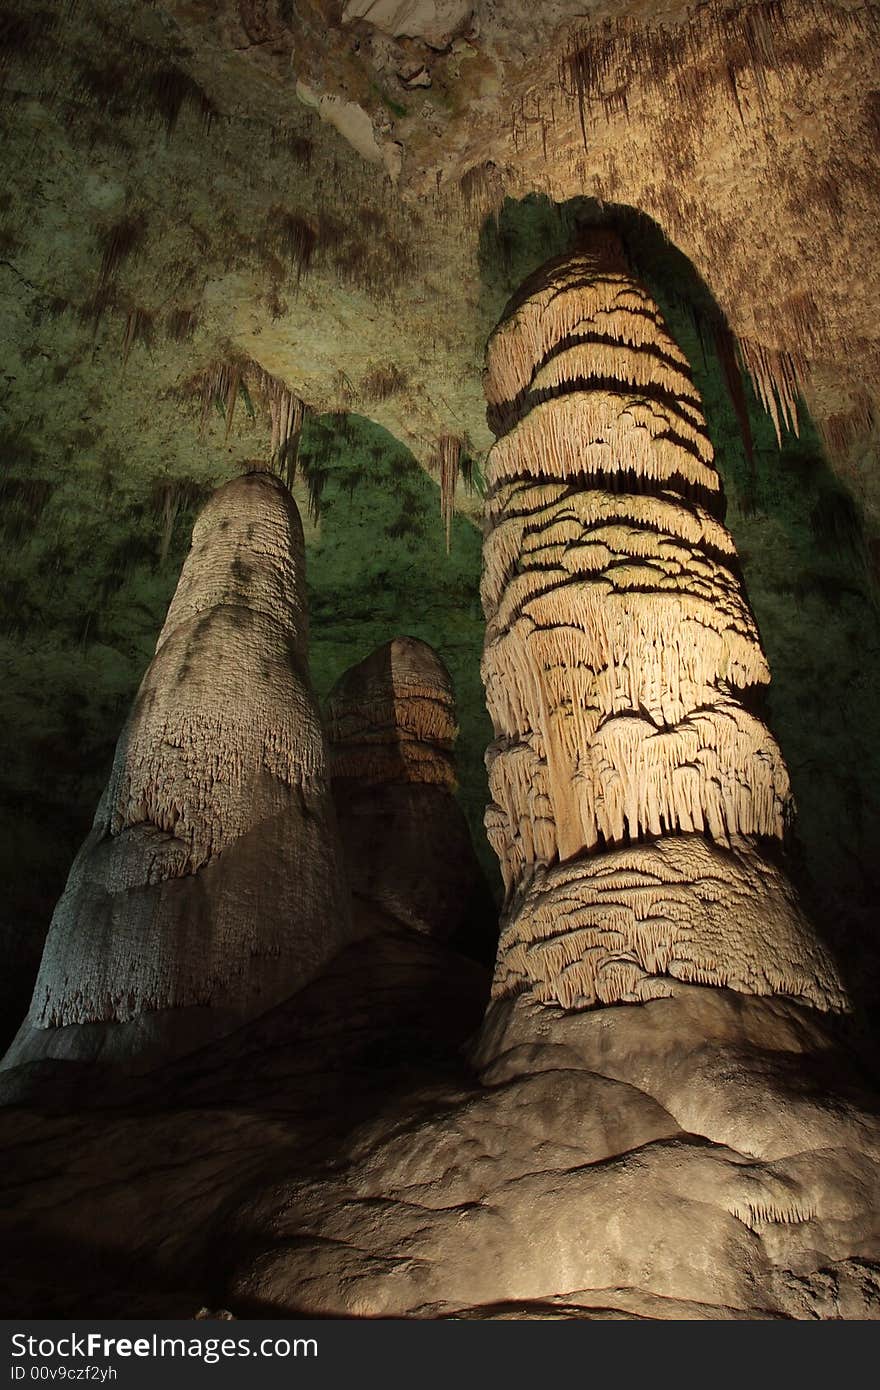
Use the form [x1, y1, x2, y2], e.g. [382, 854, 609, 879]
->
[327, 636, 457, 790]
[328, 638, 493, 954]
[481, 235, 844, 1012]
[3, 473, 351, 1070]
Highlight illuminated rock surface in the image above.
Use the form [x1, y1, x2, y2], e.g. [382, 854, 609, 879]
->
[1, 250, 878, 1323]
[0, 0, 879, 1323]
[2, 473, 351, 1070]
[481, 236, 843, 1013]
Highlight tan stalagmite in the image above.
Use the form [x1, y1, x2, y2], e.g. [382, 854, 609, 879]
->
[327, 636, 457, 790]
[2, 472, 351, 1070]
[327, 637, 491, 949]
[480, 233, 844, 1013]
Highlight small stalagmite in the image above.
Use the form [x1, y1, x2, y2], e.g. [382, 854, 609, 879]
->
[327, 636, 458, 791]
[2, 472, 351, 1071]
[327, 637, 493, 955]
[480, 234, 844, 1013]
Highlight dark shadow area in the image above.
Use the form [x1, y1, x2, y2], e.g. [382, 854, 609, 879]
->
[0, 922, 491, 1317]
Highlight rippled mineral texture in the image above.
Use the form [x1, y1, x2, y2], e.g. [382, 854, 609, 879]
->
[480, 233, 843, 1013]
[3, 472, 351, 1072]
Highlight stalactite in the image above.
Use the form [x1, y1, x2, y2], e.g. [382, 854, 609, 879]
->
[553, 2, 880, 440]
[152, 478, 207, 567]
[165, 306, 198, 342]
[260, 371, 304, 489]
[736, 337, 805, 444]
[559, 2, 872, 142]
[121, 307, 154, 365]
[327, 637, 458, 789]
[458, 161, 506, 224]
[145, 64, 217, 138]
[817, 389, 875, 458]
[184, 359, 247, 436]
[97, 213, 146, 292]
[433, 433, 462, 554]
[179, 357, 306, 489]
[360, 364, 408, 401]
[480, 233, 844, 1014]
[261, 207, 317, 283]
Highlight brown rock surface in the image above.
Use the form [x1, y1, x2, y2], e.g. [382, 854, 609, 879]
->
[481, 235, 842, 1012]
[328, 637, 495, 955]
[2, 473, 351, 1072]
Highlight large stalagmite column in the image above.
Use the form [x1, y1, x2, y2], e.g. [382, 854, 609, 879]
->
[480, 232, 844, 1013]
[3, 472, 351, 1070]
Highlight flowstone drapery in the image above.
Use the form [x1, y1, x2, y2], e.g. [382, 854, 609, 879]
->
[480, 233, 844, 1012]
[3, 472, 351, 1070]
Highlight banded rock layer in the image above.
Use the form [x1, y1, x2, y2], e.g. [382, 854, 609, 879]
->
[481, 235, 843, 1013]
[327, 635, 457, 790]
[328, 638, 492, 953]
[3, 473, 351, 1071]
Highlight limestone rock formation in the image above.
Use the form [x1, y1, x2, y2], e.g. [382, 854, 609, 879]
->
[2, 472, 351, 1072]
[0, 0, 879, 1327]
[342, 1, 472, 50]
[327, 636, 494, 955]
[480, 233, 845, 1013]
[217, 979, 880, 1319]
[327, 635, 458, 791]
[203, 245, 878, 1321]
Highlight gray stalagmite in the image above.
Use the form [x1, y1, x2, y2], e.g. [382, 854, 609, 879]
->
[327, 636, 492, 952]
[3, 472, 351, 1071]
[479, 231, 844, 1013]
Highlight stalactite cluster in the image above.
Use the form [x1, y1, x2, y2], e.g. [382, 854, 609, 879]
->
[179, 357, 306, 488]
[481, 234, 844, 1012]
[264, 373, 305, 487]
[360, 363, 408, 402]
[121, 307, 154, 365]
[545, 1, 880, 436]
[261, 206, 317, 282]
[736, 336, 804, 444]
[458, 161, 506, 224]
[560, 3, 874, 138]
